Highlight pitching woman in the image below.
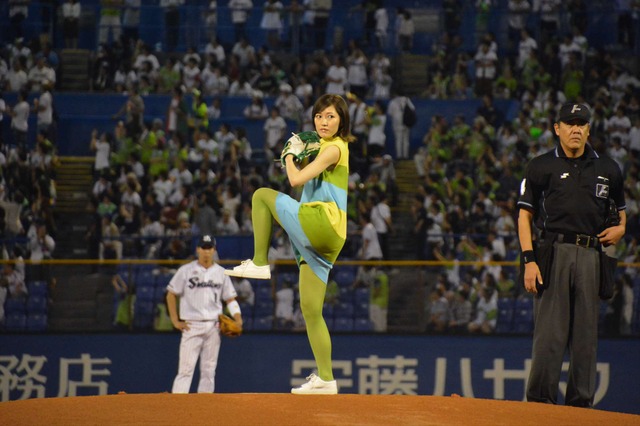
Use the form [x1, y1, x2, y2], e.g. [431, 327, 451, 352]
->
[226, 94, 355, 394]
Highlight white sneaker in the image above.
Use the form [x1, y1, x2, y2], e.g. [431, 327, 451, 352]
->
[224, 259, 271, 280]
[291, 374, 338, 395]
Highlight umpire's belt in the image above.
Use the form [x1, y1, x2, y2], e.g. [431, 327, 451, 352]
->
[554, 232, 599, 249]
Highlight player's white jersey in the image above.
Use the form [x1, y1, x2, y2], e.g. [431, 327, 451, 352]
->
[167, 261, 237, 321]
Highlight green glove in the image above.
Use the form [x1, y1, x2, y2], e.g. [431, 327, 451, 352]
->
[280, 131, 321, 167]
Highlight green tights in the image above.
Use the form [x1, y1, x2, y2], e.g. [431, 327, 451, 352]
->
[250, 187, 334, 381]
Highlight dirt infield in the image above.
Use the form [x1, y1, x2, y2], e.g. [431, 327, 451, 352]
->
[1, 393, 639, 426]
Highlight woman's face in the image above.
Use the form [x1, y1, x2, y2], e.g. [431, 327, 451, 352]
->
[314, 105, 340, 139]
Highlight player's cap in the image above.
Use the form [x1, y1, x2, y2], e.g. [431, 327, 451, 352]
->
[198, 234, 216, 249]
[558, 103, 591, 124]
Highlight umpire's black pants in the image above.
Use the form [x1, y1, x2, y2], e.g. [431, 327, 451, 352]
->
[527, 242, 600, 407]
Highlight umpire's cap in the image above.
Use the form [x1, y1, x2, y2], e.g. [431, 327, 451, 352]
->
[198, 234, 216, 249]
[557, 102, 591, 124]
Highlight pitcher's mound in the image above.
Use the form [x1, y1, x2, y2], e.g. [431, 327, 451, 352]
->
[1, 393, 639, 425]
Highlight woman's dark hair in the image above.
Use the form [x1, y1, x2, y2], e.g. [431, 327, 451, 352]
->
[312, 94, 355, 142]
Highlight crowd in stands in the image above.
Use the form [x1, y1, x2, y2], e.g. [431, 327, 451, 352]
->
[1, 1, 639, 335]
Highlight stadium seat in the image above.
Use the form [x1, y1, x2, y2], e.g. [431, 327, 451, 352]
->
[255, 286, 272, 303]
[323, 303, 334, 318]
[5, 313, 27, 331]
[252, 316, 273, 331]
[26, 313, 48, 332]
[5, 297, 26, 314]
[496, 297, 515, 333]
[27, 280, 48, 297]
[136, 286, 155, 302]
[354, 288, 370, 304]
[132, 313, 153, 330]
[334, 269, 356, 288]
[354, 318, 373, 332]
[334, 302, 354, 319]
[254, 301, 274, 318]
[154, 286, 167, 303]
[135, 300, 155, 316]
[26, 296, 48, 314]
[333, 317, 354, 332]
[354, 301, 369, 319]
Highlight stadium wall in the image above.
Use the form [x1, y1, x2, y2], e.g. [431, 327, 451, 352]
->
[0, 333, 638, 415]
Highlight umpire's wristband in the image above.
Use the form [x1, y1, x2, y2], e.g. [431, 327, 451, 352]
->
[522, 250, 535, 264]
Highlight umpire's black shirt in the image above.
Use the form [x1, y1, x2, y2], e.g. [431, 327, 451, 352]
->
[517, 143, 625, 236]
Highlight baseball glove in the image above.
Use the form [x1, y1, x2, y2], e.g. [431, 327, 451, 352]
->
[280, 131, 321, 167]
[218, 314, 242, 337]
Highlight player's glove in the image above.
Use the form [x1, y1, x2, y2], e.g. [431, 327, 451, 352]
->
[218, 314, 242, 337]
[279, 131, 321, 167]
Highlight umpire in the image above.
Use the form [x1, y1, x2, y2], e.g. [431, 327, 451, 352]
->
[517, 102, 626, 407]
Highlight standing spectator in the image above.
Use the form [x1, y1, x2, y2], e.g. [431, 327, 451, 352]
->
[263, 106, 287, 156]
[62, 0, 81, 49]
[99, 214, 123, 259]
[370, 192, 393, 260]
[98, 0, 123, 46]
[396, 9, 415, 52]
[32, 79, 54, 138]
[8, 0, 29, 40]
[90, 129, 111, 178]
[27, 221, 56, 281]
[112, 85, 145, 141]
[358, 212, 382, 261]
[9, 90, 29, 151]
[161, 0, 184, 52]
[387, 91, 415, 159]
[275, 279, 295, 328]
[122, 0, 141, 52]
[229, 0, 254, 42]
[448, 289, 472, 333]
[507, 0, 530, 52]
[411, 194, 428, 259]
[374, 6, 389, 51]
[474, 41, 498, 98]
[365, 100, 387, 159]
[167, 235, 242, 393]
[260, 0, 284, 50]
[534, 0, 561, 45]
[369, 268, 389, 332]
[325, 56, 348, 96]
[346, 45, 369, 100]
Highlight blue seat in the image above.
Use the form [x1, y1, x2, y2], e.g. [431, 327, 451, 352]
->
[241, 316, 253, 331]
[339, 287, 354, 303]
[252, 316, 273, 331]
[334, 302, 354, 319]
[354, 318, 373, 332]
[333, 317, 354, 332]
[334, 269, 356, 288]
[27, 280, 48, 297]
[354, 301, 369, 319]
[513, 307, 534, 334]
[136, 286, 155, 302]
[26, 296, 48, 314]
[5, 313, 27, 331]
[4, 297, 26, 314]
[26, 313, 48, 331]
[239, 302, 253, 316]
[254, 301, 274, 317]
[354, 288, 370, 304]
[276, 272, 297, 288]
[255, 286, 272, 302]
[323, 303, 334, 318]
[132, 313, 153, 330]
[135, 300, 155, 315]
[154, 286, 167, 303]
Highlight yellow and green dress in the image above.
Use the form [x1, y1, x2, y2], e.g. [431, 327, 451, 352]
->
[275, 137, 349, 282]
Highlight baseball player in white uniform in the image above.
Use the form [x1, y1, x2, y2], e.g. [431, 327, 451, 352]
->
[167, 234, 242, 393]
